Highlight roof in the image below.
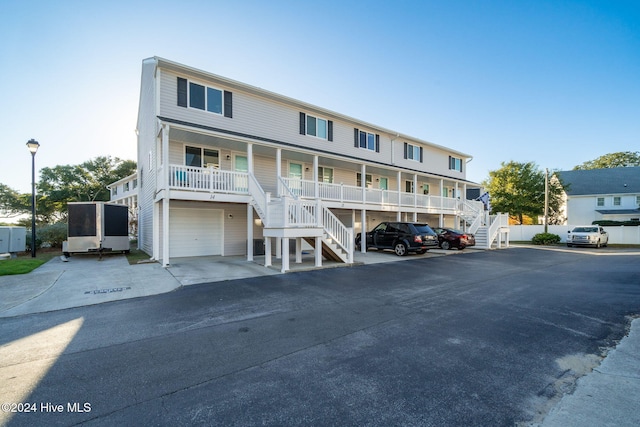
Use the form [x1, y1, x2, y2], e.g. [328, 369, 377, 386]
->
[555, 167, 640, 196]
[150, 56, 473, 160]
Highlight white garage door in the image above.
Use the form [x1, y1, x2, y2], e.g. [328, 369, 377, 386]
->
[169, 208, 223, 257]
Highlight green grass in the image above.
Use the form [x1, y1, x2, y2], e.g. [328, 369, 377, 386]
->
[0, 252, 58, 276]
[125, 248, 153, 265]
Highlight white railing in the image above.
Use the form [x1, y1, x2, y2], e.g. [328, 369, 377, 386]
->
[248, 172, 268, 223]
[169, 165, 249, 194]
[323, 206, 354, 263]
[486, 213, 510, 247]
[257, 177, 474, 216]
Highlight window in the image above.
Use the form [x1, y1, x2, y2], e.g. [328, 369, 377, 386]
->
[133, 179, 138, 189]
[289, 163, 302, 179]
[177, 77, 232, 117]
[422, 184, 430, 195]
[353, 128, 380, 152]
[597, 197, 605, 207]
[185, 146, 219, 168]
[636, 195, 640, 206]
[356, 173, 372, 188]
[300, 112, 332, 140]
[449, 156, 463, 172]
[405, 181, 414, 193]
[404, 143, 422, 162]
[613, 196, 621, 206]
[318, 167, 333, 183]
[124, 182, 130, 192]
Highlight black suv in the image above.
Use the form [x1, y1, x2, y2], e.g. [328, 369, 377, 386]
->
[355, 222, 439, 256]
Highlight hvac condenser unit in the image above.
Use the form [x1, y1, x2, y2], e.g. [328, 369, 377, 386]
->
[63, 202, 129, 256]
[0, 226, 26, 256]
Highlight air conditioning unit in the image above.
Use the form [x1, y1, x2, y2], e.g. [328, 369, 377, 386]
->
[0, 226, 26, 256]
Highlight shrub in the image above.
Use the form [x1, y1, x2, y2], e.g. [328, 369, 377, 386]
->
[36, 223, 68, 248]
[532, 233, 561, 245]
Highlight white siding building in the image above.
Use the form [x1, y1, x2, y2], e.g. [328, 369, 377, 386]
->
[129, 57, 505, 270]
[555, 167, 640, 224]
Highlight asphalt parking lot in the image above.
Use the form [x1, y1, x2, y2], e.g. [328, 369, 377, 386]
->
[1, 246, 639, 426]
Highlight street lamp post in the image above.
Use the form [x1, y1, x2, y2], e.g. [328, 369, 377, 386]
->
[26, 139, 40, 258]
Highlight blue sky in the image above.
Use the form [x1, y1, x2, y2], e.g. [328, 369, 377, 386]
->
[1, 0, 638, 193]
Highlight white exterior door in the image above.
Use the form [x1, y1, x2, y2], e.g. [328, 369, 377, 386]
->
[169, 208, 223, 257]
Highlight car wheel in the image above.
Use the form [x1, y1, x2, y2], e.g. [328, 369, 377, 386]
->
[394, 242, 408, 256]
[441, 241, 451, 250]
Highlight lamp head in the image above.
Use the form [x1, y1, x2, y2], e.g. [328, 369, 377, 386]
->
[26, 139, 40, 154]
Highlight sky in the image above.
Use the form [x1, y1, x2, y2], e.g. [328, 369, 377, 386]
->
[1, 0, 639, 194]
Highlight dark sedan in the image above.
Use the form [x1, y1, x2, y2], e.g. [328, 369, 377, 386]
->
[432, 227, 476, 250]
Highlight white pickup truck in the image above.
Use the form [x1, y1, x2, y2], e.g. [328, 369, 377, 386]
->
[567, 226, 609, 248]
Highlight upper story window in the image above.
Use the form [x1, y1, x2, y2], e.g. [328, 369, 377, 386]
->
[300, 112, 333, 141]
[124, 182, 130, 192]
[177, 77, 232, 118]
[449, 156, 463, 172]
[354, 128, 380, 152]
[185, 145, 219, 168]
[404, 143, 423, 162]
[613, 196, 621, 206]
[133, 179, 138, 189]
[636, 195, 640, 206]
[597, 197, 605, 207]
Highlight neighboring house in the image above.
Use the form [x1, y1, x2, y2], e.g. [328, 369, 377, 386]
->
[555, 167, 640, 224]
[120, 57, 507, 270]
[106, 173, 138, 236]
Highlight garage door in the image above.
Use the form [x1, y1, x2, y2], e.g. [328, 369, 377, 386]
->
[169, 208, 223, 257]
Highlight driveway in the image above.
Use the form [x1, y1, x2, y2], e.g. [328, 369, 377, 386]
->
[1, 247, 639, 426]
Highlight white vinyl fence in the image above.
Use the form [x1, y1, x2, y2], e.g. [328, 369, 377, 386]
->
[510, 225, 640, 244]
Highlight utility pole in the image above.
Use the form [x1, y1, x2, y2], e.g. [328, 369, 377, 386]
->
[544, 168, 549, 233]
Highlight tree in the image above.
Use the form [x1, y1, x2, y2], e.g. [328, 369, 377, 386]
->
[573, 151, 640, 170]
[0, 156, 136, 224]
[0, 183, 31, 218]
[483, 161, 564, 225]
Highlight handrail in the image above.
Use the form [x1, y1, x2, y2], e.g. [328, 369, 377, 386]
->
[169, 164, 249, 194]
[248, 172, 268, 224]
[322, 206, 353, 263]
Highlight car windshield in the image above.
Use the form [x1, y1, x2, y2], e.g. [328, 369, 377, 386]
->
[573, 227, 598, 233]
[413, 224, 436, 235]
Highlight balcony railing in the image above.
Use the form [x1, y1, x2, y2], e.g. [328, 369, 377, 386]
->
[281, 177, 461, 212]
[169, 165, 249, 194]
[168, 166, 470, 215]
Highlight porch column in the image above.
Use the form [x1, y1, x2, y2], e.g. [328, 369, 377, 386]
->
[161, 124, 169, 189]
[247, 204, 254, 262]
[413, 174, 418, 222]
[315, 236, 322, 267]
[361, 164, 366, 203]
[313, 155, 319, 198]
[153, 201, 159, 260]
[247, 143, 254, 174]
[276, 238, 282, 259]
[264, 237, 272, 267]
[281, 237, 290, 272]
[276, 148, 282, 196]
[397, 170, 402, 221]
[162, 199, 170, 267]
[295, 237, 302, 263]
[361, 209, 367, 253]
